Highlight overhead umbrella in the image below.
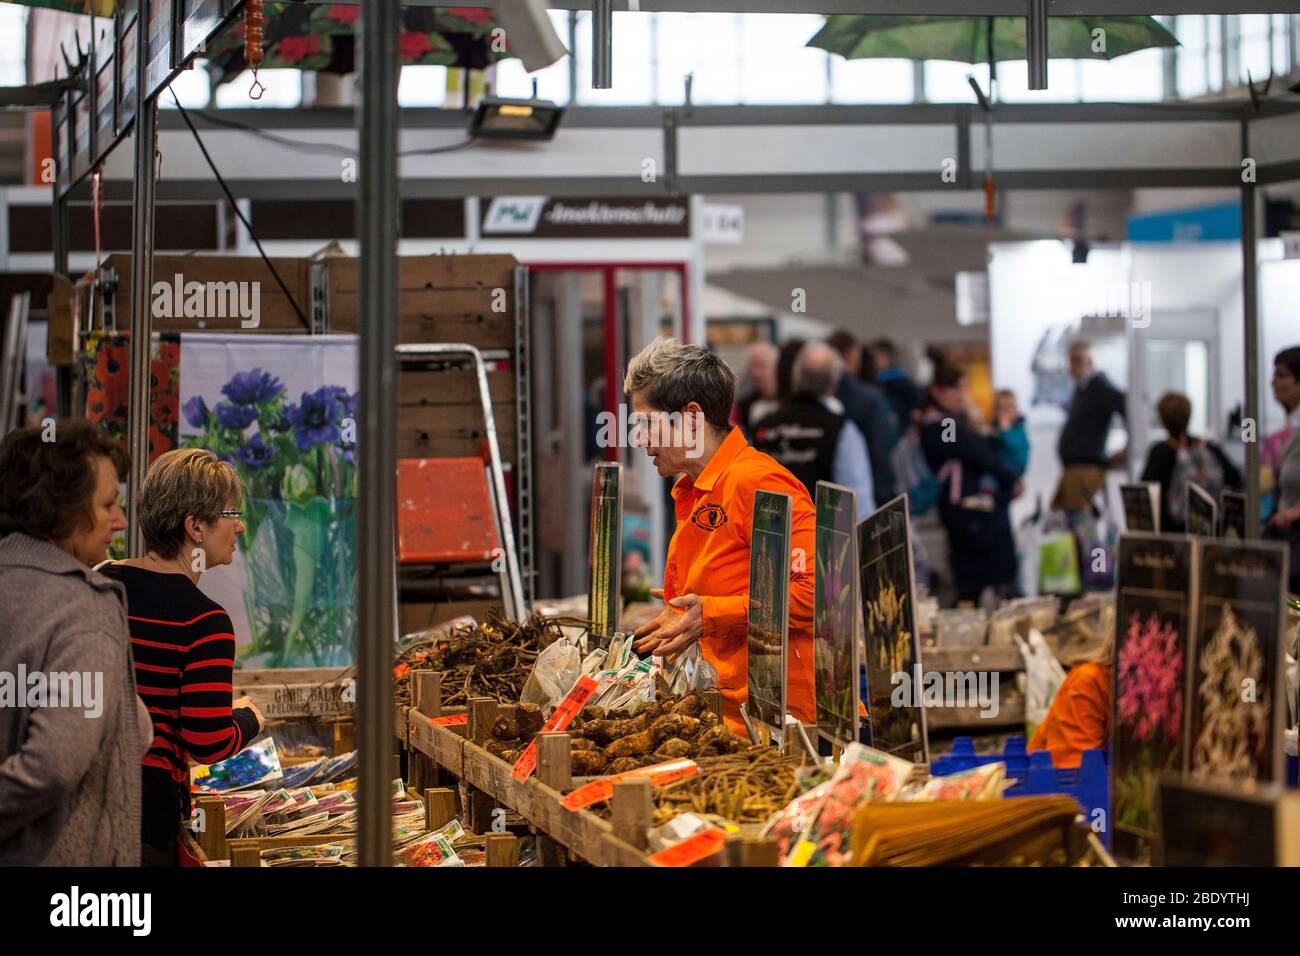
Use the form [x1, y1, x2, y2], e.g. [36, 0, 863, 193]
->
[808, 15, 1178, 70]
[810, 15, 1178, 222]
[201, 3, 516, 93]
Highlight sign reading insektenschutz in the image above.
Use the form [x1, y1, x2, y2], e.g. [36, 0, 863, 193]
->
[481, 197, 691, 239]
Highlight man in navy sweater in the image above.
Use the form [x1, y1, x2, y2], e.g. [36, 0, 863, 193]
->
[1053, 338, 1127, 512]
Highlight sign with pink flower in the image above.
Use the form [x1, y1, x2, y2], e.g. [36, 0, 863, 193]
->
[1112, 533, 1196, 861]
[179, 334, 358, 668]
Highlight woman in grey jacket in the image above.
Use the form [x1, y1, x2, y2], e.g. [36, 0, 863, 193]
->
[0, 421, 152, 866]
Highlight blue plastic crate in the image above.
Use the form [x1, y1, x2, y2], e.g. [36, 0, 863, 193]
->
[932, 736, 1111, 849]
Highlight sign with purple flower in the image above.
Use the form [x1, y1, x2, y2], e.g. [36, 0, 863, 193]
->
[1112, 533, 1196, 861]
[179, 335, 358, 668]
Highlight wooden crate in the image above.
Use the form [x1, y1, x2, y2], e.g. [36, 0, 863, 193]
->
[103, 254, 313, 333]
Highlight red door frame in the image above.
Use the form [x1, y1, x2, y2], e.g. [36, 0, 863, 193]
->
[529, 262, 692, 462]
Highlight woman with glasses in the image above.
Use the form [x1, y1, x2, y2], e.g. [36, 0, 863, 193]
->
[100, 448, 266, 866]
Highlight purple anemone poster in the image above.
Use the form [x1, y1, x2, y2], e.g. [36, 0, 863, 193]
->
[179, 334, 358, 668]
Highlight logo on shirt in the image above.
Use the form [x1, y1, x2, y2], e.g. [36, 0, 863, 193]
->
[691, 502, 728, 531]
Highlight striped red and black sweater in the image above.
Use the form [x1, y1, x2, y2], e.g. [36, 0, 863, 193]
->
[100, 564, 259, 842]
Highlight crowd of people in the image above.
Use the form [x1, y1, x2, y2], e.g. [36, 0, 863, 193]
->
[732, 332, 1300, 602]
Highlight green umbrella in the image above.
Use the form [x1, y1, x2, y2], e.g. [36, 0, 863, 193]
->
[810, 15, 1178, 223]
[809, 15, 1178, 71]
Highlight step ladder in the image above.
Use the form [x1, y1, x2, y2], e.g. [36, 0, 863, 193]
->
[394, 342, 526, 621]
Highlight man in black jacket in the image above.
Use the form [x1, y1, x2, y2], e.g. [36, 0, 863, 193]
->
[1053, 338, 1127, 511]
[827, 331, 899, 502]
[752, 343, 875, 518]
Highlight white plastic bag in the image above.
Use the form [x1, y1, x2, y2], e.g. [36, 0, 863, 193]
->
[520, 639, 582, 712]
[1014, 629, 1066, 742]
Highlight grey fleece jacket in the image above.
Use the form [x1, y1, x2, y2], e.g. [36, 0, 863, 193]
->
[0, 533, 145, 866]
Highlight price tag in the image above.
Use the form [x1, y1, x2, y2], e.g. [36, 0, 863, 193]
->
[648, 828, 728, 867]
[511, 677, 598, 782]
[431, 713, 468, 727]
[560, 758, 698, 811]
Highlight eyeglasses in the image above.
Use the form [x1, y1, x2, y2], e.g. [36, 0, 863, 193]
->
[220, 510, 243, 520]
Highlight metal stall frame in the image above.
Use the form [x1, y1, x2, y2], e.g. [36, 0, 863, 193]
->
[37, 0, 1300, 865]
[527, 261, 692, 465]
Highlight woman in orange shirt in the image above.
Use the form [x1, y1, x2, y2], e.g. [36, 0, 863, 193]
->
[624, 338, 817, 735]
[1028, 641, 1111, 769]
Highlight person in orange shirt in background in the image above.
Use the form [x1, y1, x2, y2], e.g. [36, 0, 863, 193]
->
[1028, 642, 1112, 769]
[625, 338, 816, 735]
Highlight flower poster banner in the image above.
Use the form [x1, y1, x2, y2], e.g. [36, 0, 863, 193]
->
[1188, 541, 1287, 787]
[1112, 533, 1196, 862]
[179, 334, 357, 668]
[813, 482, 860, 748]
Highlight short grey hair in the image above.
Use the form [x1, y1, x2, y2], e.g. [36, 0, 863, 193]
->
[139, 448, 243, 559]
[793, 342, 843, 397]
[623, 337, 736, 430]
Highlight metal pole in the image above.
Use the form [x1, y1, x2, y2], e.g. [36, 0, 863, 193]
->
[126, 27, 157, 557]
[356, 0, 398, 869]
[51, 97, 74, 418]
[1241, 120, 1261, 539]
[592, 0, 613, 90]
[1027, 0, 1048, 91]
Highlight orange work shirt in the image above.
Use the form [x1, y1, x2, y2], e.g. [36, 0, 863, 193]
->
[1028, 661, 1111, 769]
[663, 426, 816, 734]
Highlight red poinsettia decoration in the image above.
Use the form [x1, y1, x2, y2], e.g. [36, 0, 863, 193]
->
[448, 7, 493, 26]
[399, 31, 435, 60]
[323, 3, 360, 26]
[277, 34, 323, 64]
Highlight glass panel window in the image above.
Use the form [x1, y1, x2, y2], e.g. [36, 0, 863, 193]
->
[215, 69, 303, 108]
[398, 65, 448, 107]
[0, 7, 26, 86]
[736, 14, 827, 104]
[829, 58, 913, 104]
[1206, 16, 1223, 90]
[1079, 48, 1164, 102]
[161, 68, 211, 108]
[655, 13, 740, 104]
[925, 60, 988, 103]
[574, 11, 654, 105]
[1272, 15, 1291, 75]
[998, 58, 1081, 102]
[1239, 14, 1271, 85]
[1176, 15, 1208, 98]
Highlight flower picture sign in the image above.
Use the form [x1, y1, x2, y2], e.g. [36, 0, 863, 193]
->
[1111, 533, 1196, 862]
[179, 334, 358, 668]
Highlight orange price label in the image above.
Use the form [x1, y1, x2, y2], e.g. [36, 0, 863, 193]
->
[511, 676, 598, 782]
[648, 828, 728, 867]
[431, 713, 468, 727]
[560, 758, 698, 812]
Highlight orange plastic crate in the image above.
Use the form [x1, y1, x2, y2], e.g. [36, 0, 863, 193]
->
[396, 457, 502, 564]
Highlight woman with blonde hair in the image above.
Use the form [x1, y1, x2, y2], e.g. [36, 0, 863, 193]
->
[100, 447, 266, 866]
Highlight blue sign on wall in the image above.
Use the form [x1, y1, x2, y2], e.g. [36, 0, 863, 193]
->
[1126, 201, 1241, 243]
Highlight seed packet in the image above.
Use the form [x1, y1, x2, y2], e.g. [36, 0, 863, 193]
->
[262, 845, 346, 866]
[392, 778, 407, 801]
[762, 743, 914, 867]
[910, 762, 1007, 802]
[278, 757, 329, 790]
[315, 750, 358, 784]
[396, 832, 463, 867]
[191, 737, 282, 793]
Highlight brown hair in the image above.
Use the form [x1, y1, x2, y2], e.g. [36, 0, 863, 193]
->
[139, 448, 244, 559]
[0, 419, 129, 542]
[1156, 391, 1192, 438]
